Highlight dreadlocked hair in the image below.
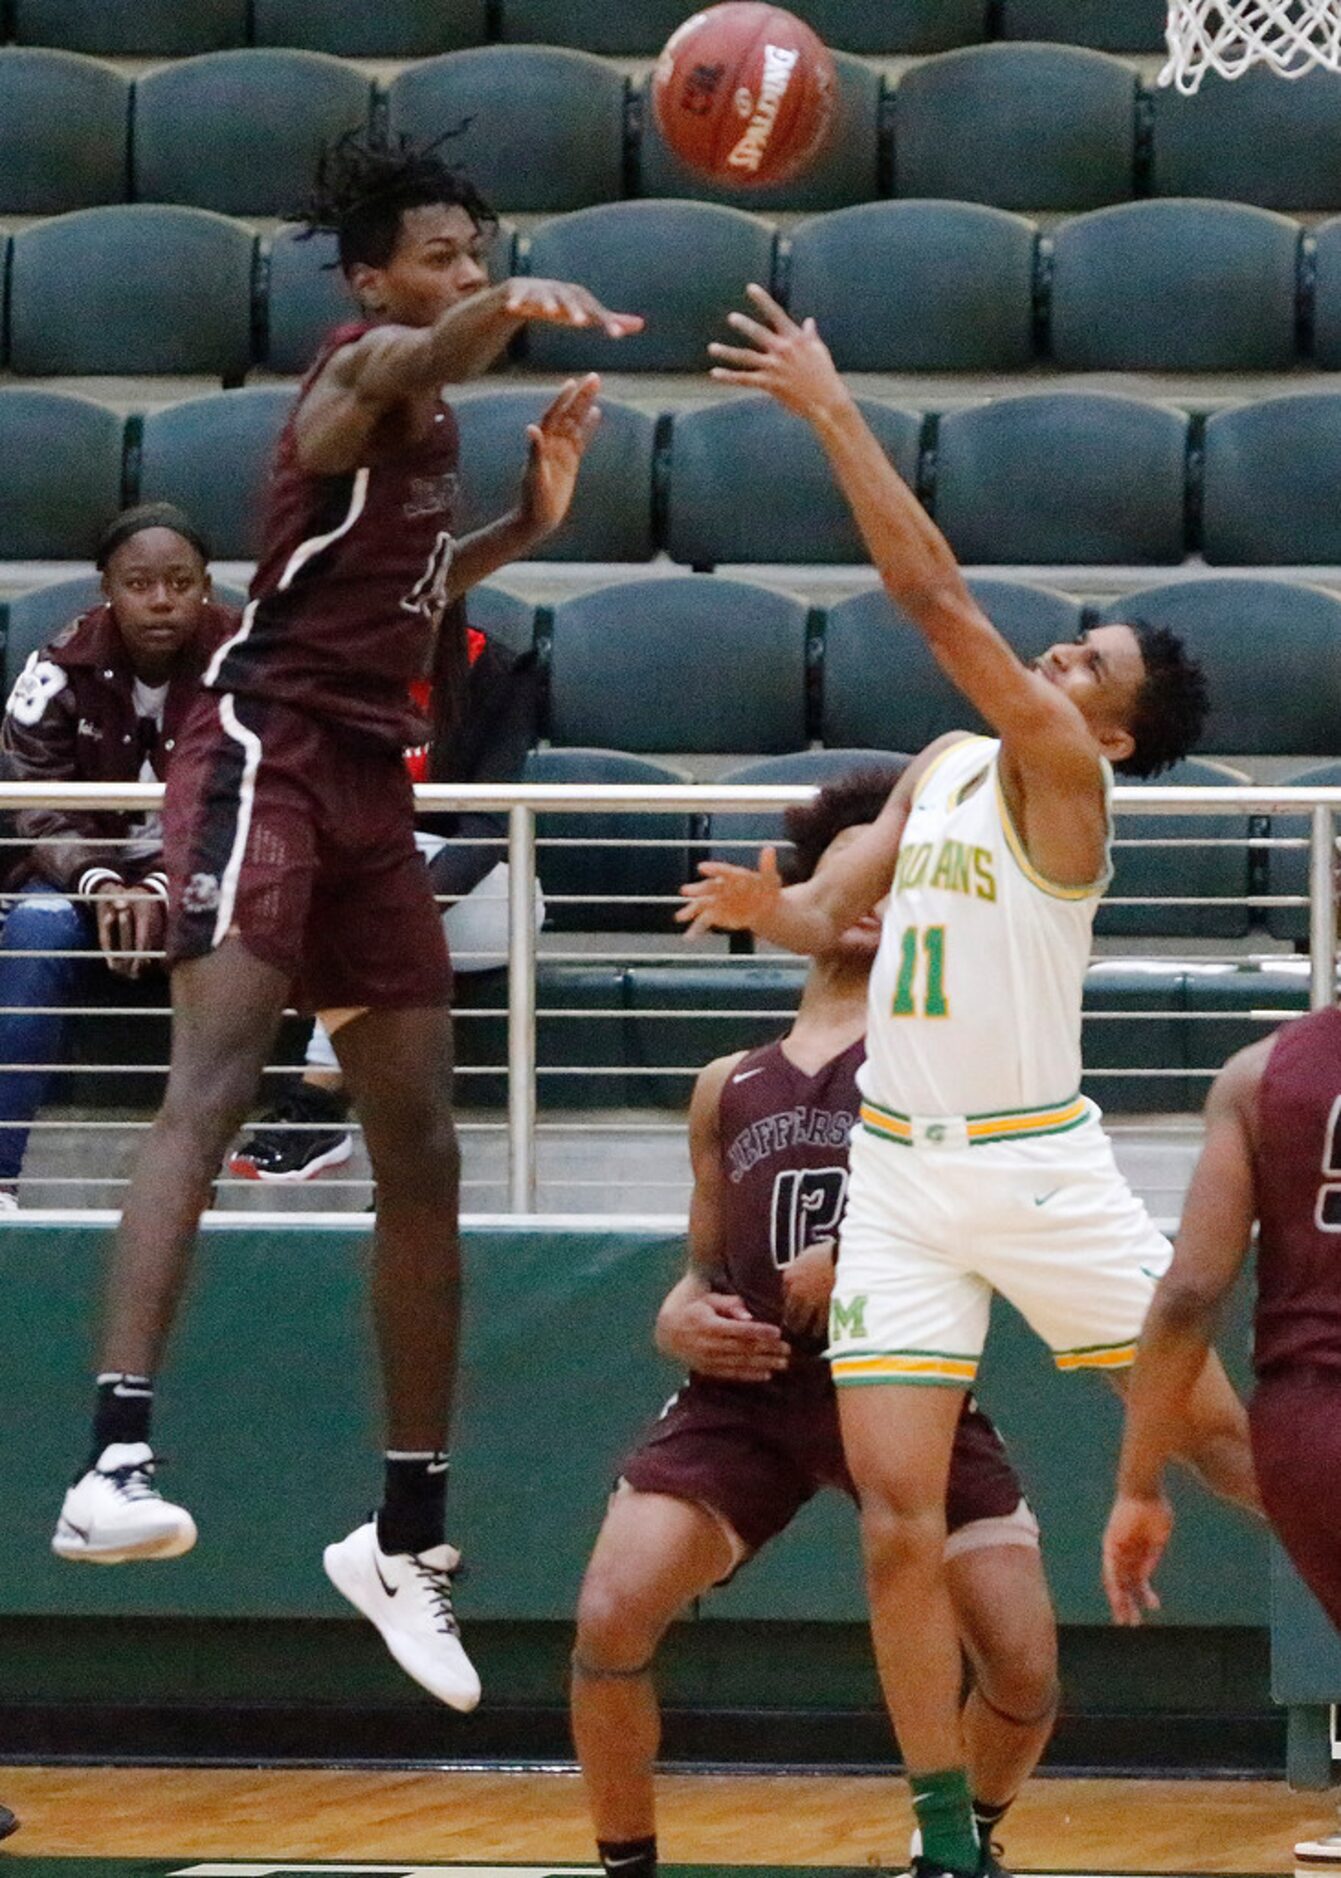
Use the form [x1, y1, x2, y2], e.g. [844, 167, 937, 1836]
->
[782, 761, 910, 885]
[298, 126, 498, 274]
[1116, 619, 1210, 777]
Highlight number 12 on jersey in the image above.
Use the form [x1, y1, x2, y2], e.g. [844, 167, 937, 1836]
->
[891, 923, 949, 1018]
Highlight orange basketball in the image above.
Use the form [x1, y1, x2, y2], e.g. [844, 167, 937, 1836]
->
[651, 4, 837, 188]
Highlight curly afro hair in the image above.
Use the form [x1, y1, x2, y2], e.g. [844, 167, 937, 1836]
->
[298, 125, 497, 275]
[1115, 620, 1210, 778]
[782, 761, 909, 884]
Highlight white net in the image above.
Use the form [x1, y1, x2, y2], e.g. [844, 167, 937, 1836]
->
[1161, 0, 1341, 91]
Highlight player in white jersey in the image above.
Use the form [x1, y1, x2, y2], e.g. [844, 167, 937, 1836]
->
[681, 287, 1261, 1878]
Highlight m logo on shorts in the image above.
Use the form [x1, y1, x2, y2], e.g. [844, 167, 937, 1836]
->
[829, 1293, 868, 1343]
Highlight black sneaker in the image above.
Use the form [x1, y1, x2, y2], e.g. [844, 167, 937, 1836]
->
[228, 1086, 353, 1184]
[977, 1838, 1010, 1878]
[0, 1803, 19, 1841]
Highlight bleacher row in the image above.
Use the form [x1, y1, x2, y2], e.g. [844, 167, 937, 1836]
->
[5, 196, 1341, 381]
[5, 41, 1341, 220]
[16, 382, 1341, 568]
[0, 1, 1176, 59]
[4, 570, 1338, 772]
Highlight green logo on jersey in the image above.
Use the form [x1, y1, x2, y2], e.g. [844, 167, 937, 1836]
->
[829, 1293, 868, 1342]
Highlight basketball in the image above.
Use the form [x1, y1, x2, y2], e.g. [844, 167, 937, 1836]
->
[651, 4, 838, 188]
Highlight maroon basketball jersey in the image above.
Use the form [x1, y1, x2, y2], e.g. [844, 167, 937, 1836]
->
[206, 321, 461, 748]
[717, 1036, 863, 1362]
[1253, 1005, 1341, 1376]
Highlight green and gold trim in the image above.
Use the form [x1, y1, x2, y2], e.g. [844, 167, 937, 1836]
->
[860, 1092, 1092, 1148]
[831, 1348, 979, 1387]
[1054, 1337, 1138, 1373]
[994, 767, 1113, 903]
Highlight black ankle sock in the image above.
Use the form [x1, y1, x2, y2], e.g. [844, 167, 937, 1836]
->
[973, 1797, 1014, 1836]
[294, 1082, 349, 1123]
[597, 1835, 657, 1878]
[90, 1372, 154, 1463]
[377, 1450, 449, 1555]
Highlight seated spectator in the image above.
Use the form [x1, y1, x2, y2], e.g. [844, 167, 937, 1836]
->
[229, 625, 544, 1183]
[0, 505, 235, 1208]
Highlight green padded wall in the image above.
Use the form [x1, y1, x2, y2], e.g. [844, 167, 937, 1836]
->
[1, 1221, 1264, 1631]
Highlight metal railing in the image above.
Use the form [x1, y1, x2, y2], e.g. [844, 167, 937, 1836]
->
[0, 778, 1335, 1221]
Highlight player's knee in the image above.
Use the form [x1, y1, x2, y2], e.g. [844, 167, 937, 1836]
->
[159, 1063, 256, 1157]
[976, 1639, 1059, 1727]
[859, 1495, 947, 1579]
[575, 1569, 665, 1672]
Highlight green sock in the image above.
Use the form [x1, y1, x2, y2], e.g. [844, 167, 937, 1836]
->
[911, 1767, 979, 1874]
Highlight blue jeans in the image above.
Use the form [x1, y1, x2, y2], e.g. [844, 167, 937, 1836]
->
[0, 890, 92, 1182]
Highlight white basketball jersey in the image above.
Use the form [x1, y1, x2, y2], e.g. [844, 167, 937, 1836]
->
[860, 735, 1111, 1119]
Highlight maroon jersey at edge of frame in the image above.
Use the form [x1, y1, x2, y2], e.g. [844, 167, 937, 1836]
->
[1253, 1004, 1341, 1377]
[206, 321, 461, 750]
[716, 1036, 863, 1363]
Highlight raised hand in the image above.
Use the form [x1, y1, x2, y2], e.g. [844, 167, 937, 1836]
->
[503, 278, 644, 339]
[707, 282, 846, 419]
[677, 844, 785, 941]
[1102, 1491, 1174, 1627]
[519, 374, 603, 539]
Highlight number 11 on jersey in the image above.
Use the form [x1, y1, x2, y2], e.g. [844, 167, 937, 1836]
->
[891, 923, 949, 1019]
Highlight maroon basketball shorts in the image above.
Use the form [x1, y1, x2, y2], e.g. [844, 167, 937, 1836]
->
[163, 691, 451, 1012]
[619, 1363, 1031, 1567]
[1250, 1367, 1341, 1632]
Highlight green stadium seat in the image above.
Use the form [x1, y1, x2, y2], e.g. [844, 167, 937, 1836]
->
[1305, 217, 1341, 367]
[524, 202, 776, 374]
[13, 0, 247, 55]
[933, 392, 1188, 565]
[253, 0, 488, 55]
[1049, 200, 1301, 371]
[548, 576, 809, 753]
[264, 222, 517, 374]
[998, 0, 1166, 49]
[665, 396, 920, 566]
[820, 580, 1083, 749]
[522, 748, 694, 934]
[133, 51, 373, 219]
[1081, 963, 1191, 1115]
[454, 962, 630, 1109]
[1262, 761, 1341, 944]
[0, 49, 129, 215]
[8, 207, 256, 381]
[388, 48, 626, 215]
[894, 44, 1137, 212]
[452, 390, 656, 562]
[1182, 962, 1309, 1073]
[1095, 579, 1341, 756]
[1202, 394, 1341, 565]
[464, 584, 537, 657]
[625, 961, 807, 1108]
[1150, 68, 1341, 211]
[708, 749, 907, 867]
[0, 390, 125, 560]
[5, 577, 249, 690]
[639, 51, 882, 214]
[137, 387, 296, 561]
[1099, 757, 1254, 941]
[788, 201, 1038, 371]
[499, 0, 986, 52]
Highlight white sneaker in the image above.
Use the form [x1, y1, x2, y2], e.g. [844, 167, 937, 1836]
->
[0, 1191, 18, 1214]
[52, 1443, 198, 1564]
[323, 1519, 481, 1712]
[1297, 1831, 1341, 1862]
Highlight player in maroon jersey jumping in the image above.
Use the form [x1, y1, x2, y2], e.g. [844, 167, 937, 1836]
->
[1104, 1003, 1341, 1635]
[573, 771, 1059, 1878]
[52, 130, 643, 1710]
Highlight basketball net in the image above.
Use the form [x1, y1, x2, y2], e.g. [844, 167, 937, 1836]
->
[1162, 0, 1341, 92]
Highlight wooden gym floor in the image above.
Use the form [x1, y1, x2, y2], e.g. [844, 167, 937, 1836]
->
[0, 1768, 1336, 1874]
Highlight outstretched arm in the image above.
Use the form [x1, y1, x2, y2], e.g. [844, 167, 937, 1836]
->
[1102, 1042, 1266, 1625]
[297, 279, 643, 474]
[709, 289, 1105, 813]
[677, 739, 955, 950]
